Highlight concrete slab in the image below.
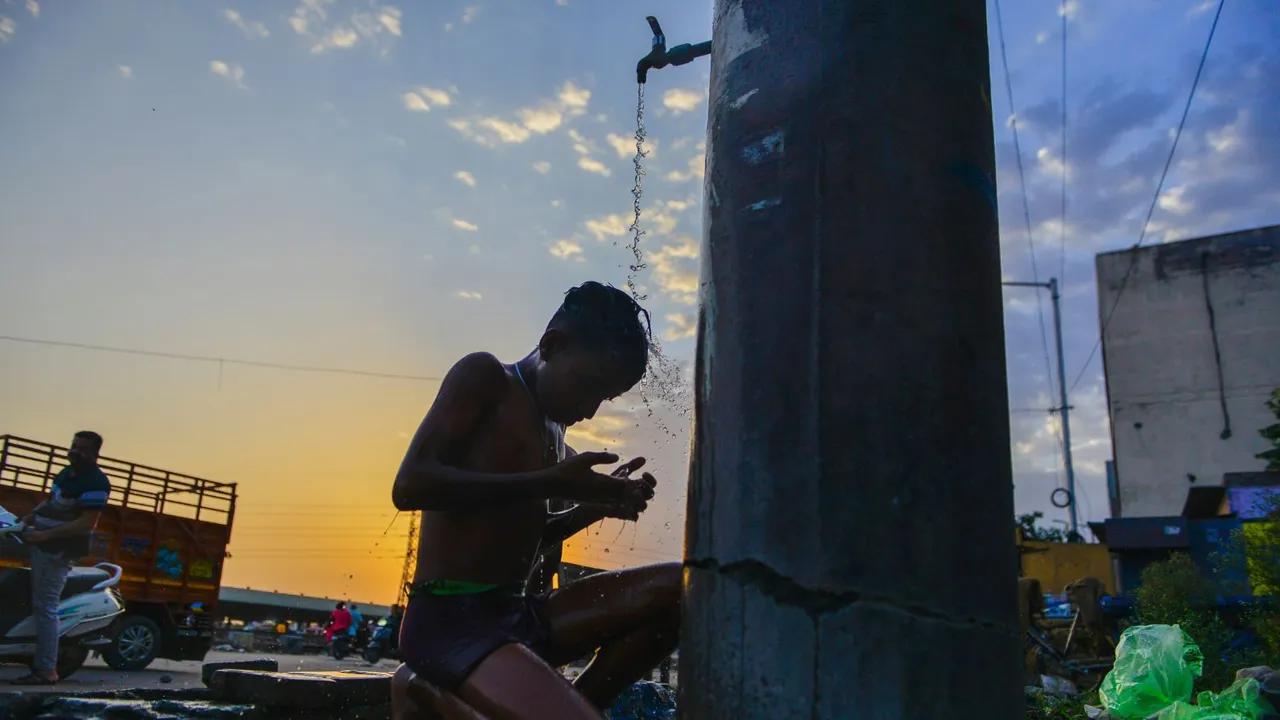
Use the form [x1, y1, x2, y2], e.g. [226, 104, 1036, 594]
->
[209, 669, 392, 710]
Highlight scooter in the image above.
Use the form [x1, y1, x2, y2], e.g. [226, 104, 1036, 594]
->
[0, 505, 127, 679]
[362, 618, 400, 664]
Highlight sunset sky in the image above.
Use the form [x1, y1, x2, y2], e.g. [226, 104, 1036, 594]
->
[1, 0, 1277, 605]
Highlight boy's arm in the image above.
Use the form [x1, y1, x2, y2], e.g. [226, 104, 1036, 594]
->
[392, 353, 625, 511]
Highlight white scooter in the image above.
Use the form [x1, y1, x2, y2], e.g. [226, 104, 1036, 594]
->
[0, 505, 126, 679]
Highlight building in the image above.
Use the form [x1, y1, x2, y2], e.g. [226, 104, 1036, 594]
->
[1098, 224, 1280, 519]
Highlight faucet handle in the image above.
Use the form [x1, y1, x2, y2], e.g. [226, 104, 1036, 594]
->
[646, 16, 665, 48]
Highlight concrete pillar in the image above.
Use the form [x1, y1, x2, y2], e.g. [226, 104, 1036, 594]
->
[679, 1, 1022, 717]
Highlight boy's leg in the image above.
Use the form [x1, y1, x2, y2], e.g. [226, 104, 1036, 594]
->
[455, 644, 604, 720]
[538, 562, 682, 708]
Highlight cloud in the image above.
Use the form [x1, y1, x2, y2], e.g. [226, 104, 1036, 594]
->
[209, 60, 247, 89]
[577, 157, 611, 177]
[556, 0, 568, 5]
[1035, 31, 1049, 44]
[454, 170, 477, 187]
[662, 88, 705, 114]
[223, 8, 270, 38]
[402, 87, 451, 113]
[118, 65, 134, 80]
[665, 152, 706, 183]
[606, 132, 647, 160]
[378, 6, 402, 35]
[650, 237, 700, 305]
[451, 218, 479, 231]
[25, 0, 38, 18]
[550, 238, 584, 261]
[0, 16, 15, 43]
[456, 290, 483, 300]
[566, 412, 631, 449]
[584, 213, 630, 242]
[449, 81, 591, 148]
[461, 6, 480, 23]
[291, 0, 403, 55]
[557, 82, 591, 112]
[663, 312, 697, 341]
[532, 161, 552, 174]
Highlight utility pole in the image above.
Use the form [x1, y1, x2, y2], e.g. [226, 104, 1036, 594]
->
[681, 0, 1022, 717]
[1003, 278, 1078, 536]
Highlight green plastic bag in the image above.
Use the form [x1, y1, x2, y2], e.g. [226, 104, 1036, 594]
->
[1156, 677, 1275, 720]
[1100, 624, 1205, 719]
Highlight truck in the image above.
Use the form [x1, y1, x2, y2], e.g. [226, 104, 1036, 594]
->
[0, 434, 236, 672]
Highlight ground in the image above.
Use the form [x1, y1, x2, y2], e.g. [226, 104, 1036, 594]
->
[0, 650, 402, 694]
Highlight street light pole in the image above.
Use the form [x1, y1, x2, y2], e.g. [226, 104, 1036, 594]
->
[1004, 278, 1079, 536]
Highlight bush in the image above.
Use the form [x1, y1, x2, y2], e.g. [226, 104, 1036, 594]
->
[1132, 553, 1244, 690]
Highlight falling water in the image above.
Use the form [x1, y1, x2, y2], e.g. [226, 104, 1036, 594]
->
[625, 82, 692, 447]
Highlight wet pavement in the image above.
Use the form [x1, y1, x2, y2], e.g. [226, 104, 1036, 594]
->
[0, 650, 399, 694]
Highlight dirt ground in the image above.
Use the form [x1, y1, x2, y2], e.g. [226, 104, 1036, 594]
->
[0, 649, 401, 694]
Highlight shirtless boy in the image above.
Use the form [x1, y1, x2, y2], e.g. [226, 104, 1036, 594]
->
[392, 282, 682, 719]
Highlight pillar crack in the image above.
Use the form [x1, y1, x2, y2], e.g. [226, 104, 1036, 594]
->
[685, 556, 1018, 636]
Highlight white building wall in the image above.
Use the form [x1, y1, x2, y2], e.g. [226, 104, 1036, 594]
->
[1098, 225, 1280, 518]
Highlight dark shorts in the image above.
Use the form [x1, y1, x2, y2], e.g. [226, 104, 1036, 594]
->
[399, 588, 555, 691]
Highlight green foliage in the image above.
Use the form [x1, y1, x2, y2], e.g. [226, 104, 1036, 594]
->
[1019, 511, 1068, 542]
[1132, 553, 1244, 690]
[1258, 388, 1280, 471]
[1024, 688, 1097, 720]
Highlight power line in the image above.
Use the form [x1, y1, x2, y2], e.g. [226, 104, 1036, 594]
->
[994, 0, 1066, 487]
[1067, 0, 1227, 395]
[0, 334, 443, 383]
[1059, 0, 1069, 287]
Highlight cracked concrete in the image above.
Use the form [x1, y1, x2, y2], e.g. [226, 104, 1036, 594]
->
[685, 556, 1019, 636]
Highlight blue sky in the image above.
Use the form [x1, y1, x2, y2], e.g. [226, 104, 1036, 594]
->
[0, 0, 1276, 601]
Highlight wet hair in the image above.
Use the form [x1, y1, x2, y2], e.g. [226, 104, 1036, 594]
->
[74, 431, 104, 452]
[547, 282, 652, 385]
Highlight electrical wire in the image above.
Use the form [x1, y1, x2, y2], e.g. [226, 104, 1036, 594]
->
[1066, 0, 1227, 395]
[0, 334, 442, 383]
[994, 0, 1066, 489]
[1059, 0, 1069, 287]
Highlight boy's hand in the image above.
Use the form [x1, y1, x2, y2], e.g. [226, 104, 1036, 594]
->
[553, 453, 657, 508]
[603, 458, 657, 521]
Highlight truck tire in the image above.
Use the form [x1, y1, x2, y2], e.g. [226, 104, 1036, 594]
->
[103, 615, 161, 671]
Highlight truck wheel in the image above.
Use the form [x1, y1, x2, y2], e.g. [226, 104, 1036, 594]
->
[103, 615, 161, 671]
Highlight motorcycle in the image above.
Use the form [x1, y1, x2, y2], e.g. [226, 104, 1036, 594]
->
[328, 633, 352, 660]
[0, 505, 126, 679]
[362, 618, 400, 664]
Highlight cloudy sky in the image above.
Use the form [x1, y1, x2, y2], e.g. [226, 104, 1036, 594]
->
[0, 0, 1276, 604]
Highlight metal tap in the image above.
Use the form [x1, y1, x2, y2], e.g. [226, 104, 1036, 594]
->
[636, 16, 712, 84]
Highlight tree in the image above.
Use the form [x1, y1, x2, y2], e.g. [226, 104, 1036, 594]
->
[1258, 388, 1280, 471]
[1017, 511, 1066, 542]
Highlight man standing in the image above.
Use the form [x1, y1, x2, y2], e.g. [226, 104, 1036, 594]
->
[11, 431, 111, 686]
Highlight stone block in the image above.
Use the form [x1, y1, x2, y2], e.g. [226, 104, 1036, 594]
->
[201, 658, 279, 686]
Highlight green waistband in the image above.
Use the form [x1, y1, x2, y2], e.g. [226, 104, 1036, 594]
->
[409, 580, 526, 598]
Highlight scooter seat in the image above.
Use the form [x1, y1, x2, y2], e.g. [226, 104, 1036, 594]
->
[63, 566, 112, 598]
[0, 566, 112, 625]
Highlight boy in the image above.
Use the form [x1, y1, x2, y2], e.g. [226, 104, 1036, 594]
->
[392, 282, 681, 720]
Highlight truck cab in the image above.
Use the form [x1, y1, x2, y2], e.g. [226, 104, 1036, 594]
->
[0, 435, 236, 671]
